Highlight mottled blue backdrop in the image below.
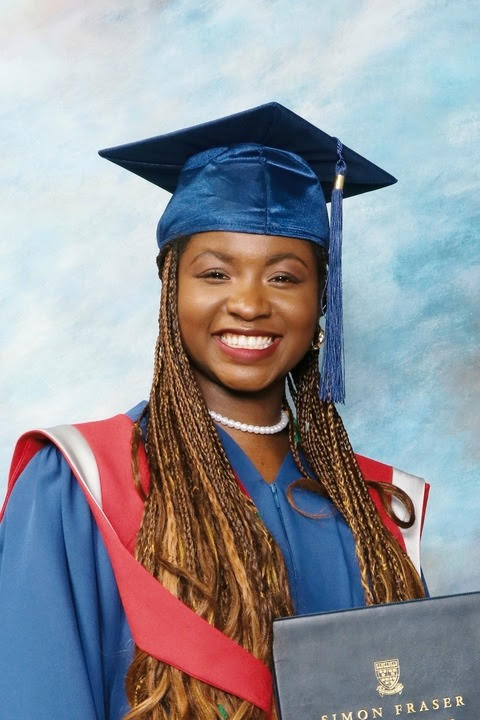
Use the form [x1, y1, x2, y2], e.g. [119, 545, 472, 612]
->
[1, 0, 479, 595]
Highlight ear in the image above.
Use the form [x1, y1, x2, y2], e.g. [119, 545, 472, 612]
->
[319, 280, 327, 318]
[312, 243, 327, 318]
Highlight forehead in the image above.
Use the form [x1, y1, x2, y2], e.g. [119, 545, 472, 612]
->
[180, 231, 318, 266]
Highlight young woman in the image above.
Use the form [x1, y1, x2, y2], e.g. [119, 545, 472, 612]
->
[0, 103, 427, 720]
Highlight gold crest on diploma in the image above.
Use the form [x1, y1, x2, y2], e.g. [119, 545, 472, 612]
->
[374, 659, 404, 697]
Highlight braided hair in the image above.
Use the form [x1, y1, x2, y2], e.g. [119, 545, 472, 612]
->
[125, 240, 424, 720]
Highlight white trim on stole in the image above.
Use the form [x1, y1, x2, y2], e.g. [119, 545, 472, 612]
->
[42, 424, 103, 508]
[392, 468, 425, 575]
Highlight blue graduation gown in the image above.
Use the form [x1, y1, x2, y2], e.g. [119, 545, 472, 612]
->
[0, 407, 365, 719]
[216, 426, 364, 614]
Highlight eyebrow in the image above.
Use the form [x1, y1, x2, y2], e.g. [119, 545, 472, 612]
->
[265, 253, 309, 269]
[190, 250, 309, 269]
[190, 250, 234, 264]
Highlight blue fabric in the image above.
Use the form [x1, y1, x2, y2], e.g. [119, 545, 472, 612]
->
[0, 406, 366, 718]
[98, 102, 397, 202]
[156, 143, 330, 249]
[125, 399, 148, 425]
[0, 445, 132, 720]
[216, 426, 365, 614]
[320, 140, 346, 403]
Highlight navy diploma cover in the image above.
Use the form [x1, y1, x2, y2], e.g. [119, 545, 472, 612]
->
[273, 592, 480, 720]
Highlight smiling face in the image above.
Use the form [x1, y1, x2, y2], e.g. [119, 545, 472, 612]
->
[177, 231, 320, 403]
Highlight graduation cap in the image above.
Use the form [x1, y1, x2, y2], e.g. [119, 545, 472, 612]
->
[99, 102, 396, 403]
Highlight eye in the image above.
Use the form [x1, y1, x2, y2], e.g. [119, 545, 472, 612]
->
[198, 269, 229, 281]
[269, 273, 299, 284]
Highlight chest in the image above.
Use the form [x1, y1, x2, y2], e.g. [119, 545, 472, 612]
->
[217, 426, 366, 614]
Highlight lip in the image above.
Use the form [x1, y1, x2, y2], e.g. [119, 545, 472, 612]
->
[213, 334, 281, 361]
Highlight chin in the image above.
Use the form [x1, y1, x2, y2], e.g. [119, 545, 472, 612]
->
[210, 367, 284, 394]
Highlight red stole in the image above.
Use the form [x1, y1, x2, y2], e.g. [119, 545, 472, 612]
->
[2, 413, 428, 718]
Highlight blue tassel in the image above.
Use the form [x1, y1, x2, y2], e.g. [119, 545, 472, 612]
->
[320, 140, 346, 403]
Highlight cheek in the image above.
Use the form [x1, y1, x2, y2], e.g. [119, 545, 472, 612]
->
[287, 289, 319, 339]
[294, 311, 318, 357]
[177, 281, 218, 350]
[178, 291, 195, 327]
[177, 281, 197, 349]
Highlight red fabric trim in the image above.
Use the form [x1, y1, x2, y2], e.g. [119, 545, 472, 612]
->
[5, 422, 272, 717]
[355, 453, 392, 483]
[355, 453, 407, 552]
[75, 416, 147, 552]
[1, 436, 47, 522]
[356, 453, 430, 548]
[3, 415, 429, 717]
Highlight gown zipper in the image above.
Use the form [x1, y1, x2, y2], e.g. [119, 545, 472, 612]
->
[269, 482, 298, 610]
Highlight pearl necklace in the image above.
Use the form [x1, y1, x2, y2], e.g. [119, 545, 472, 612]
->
[208, 409, 289, 435]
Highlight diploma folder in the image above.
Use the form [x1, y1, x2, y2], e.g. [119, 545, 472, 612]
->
[273, 591, 480, 720]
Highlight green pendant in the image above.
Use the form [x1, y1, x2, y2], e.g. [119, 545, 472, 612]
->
[217, 703, 229, 719]
[294, 417, 301, 445]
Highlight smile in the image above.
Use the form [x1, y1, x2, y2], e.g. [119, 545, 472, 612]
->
[219, 333, 275, 350]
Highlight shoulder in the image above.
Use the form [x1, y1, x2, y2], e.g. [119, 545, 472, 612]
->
[3, 443, 77, 520]
[2, 401, 149, 550]
[356, 452, 429, 521]
[356, 453, 429, 575]
[1, 444, 100, 567]
[0, 438, 131, 720]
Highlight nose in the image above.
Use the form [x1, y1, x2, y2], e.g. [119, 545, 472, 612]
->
[225, 280, 272, 320]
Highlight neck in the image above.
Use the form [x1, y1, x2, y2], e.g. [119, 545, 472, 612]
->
[195, 374, 285, 427]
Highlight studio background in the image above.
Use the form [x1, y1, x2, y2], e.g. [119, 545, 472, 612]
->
[1, 0, 479, 595]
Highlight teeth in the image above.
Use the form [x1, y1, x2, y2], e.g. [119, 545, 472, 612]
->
[220, 333, 274, 350]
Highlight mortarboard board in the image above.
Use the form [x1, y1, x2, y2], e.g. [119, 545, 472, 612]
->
[99, 102, 397, 403]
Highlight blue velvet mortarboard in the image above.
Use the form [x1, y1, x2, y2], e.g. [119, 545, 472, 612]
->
[99, 102, 396, 402]
[99, 102, 395, 250]
[156, 143, 330, 247]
